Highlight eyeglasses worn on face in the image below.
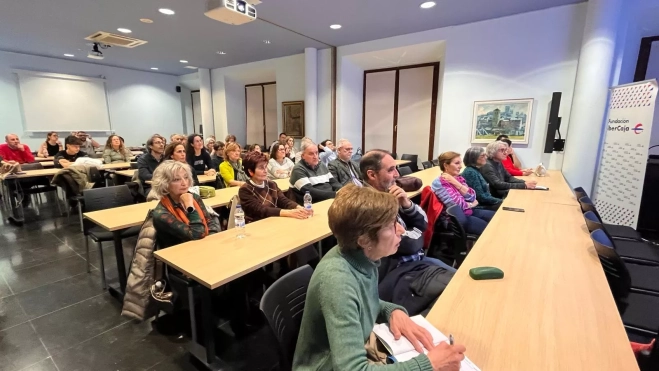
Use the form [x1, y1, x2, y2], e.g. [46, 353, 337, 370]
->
[498, 148, 507, 153]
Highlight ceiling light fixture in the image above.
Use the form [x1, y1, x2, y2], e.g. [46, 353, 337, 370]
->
[185, 66, 198, 69]
[330, 24, 342, 30]
[216, 51, 226, 55]
[263, 40, 271, 44]
[158, 8, 175, 15]
[140, 18, 154, 23]
[180, 60, 188, 63]
[117, 28, 132, 33]
[420, 1, 436, 9]
[64, 54, 74, 57]
[151, 67, 159, 70]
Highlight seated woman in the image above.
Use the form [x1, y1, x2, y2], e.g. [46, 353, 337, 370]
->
[186, 134, 216, 178]
[267, 143, 294, 179]
[294, 184, 466, 370]
[286, 136, 298, 163]
[102, 135, 133, 164]
[204, 137, 216, 155]
[239, 151, 310, 223]
[37, 131, 63, 158]
[150, 160, 220, 248]
[225, 134, 236, 144]
[247, 143, 261, 153]
[219, 142, 248, 187]
[433, 151, 495, 235]
[479, 141, 536, 198]
[210, 141, 225, 172]
[163, 142, 199, 186]
[499, 139, 533, 176]
[461, 147, 502, 211]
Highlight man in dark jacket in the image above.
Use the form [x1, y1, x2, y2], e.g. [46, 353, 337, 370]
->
[360, 150, 455, 277]
[479, 141, 535, 198]
[328, 139, 362, 188]
[289, 140, 341, 204]
[137, 134, 165, 192]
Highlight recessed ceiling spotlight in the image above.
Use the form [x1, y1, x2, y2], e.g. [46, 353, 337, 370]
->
[140, 18, 154, 23]
[420, 1, 436, 9]
[158, 8, 175, 15]
[151, 67, 159, 70]
[263, 40, 271, 44]
[180, 60, 188, 63]
[64, 54, 74, 57]
[330, 24, 342, 30]
[216, 51, 226, 55]
[117, 28, 132, 33]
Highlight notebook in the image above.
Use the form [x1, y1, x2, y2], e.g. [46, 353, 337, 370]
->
[372, 315, 481, 371]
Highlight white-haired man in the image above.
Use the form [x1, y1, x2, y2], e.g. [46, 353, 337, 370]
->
[327, 139, 362, 188]
[289, 140, 341, 204]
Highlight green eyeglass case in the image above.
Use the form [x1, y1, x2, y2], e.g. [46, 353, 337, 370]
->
[469, 266, 504, 280]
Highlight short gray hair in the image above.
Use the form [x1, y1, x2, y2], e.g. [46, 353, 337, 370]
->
[149, 160, 194, 199]
[463, 147, 485, 167]
[336, 138, 351, 149]
[300, 140, 317, 153]
[485, 141, 506, 159]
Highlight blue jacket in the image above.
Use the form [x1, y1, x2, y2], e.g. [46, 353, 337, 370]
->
[462, 166, 502, 205]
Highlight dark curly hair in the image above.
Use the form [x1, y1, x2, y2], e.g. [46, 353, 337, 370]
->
[242, 151, 268, 177]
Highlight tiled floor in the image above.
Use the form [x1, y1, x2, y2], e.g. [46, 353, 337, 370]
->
[0, 198, 280, 371]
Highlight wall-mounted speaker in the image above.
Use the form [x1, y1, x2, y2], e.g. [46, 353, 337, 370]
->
[544, 92, 565, 153]
[176, 86, 181, 93]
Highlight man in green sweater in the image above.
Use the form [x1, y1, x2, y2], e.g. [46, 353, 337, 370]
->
[293, 184, 466, 370]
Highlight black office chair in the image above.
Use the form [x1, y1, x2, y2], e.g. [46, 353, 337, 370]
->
[421, 161, 433, 169]
[583, 211, 659, 265]
[20, 162, 62, 213]
[260, 265, 313, 371]
[398, 166, 413, 176]
[573, 186, 588, 201]
[578, 196, 644, 241]
[432, 159, 439, 167]
[445, 205, 479, 267]
[401, 154, 418, 172]
[83, 185, 141, 289]
[590, 230, 659, 337]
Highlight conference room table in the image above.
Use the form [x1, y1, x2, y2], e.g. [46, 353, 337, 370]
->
[114, 169, 217, 185]
[425, 171, 637, 371]
[82, 178, 291, 300]
[395, 159, 410, 166]
[34, 156, 54, 162]
[1, 161, 133, 225]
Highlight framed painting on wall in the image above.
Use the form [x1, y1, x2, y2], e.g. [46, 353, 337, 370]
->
[282, 101, 305, 138]
[471, 98, 534, 144]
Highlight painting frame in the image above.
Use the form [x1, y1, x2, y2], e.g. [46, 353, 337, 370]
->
[282, 100, 305, 138]
[471, 98, 534, 144]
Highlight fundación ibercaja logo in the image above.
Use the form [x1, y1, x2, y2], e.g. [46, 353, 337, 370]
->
[607, 119, 644, 134]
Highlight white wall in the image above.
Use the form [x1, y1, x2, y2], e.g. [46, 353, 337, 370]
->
[317, 49, 333, 142]
[211, 54, 307, 145]
[335, 3, 587, 168]
[648, 43, 659, 152]
[0, 50, 183, 149]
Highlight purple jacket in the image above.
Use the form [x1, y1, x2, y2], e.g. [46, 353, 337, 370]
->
[439, 175, 476, 216]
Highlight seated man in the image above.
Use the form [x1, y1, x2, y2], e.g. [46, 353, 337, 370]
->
[72, 131, 100, 155]
[327, 139, 362, 187]
[289, 140, 341, 204]
[0, 134, 35, 164]
[137, 134, 165, 191]
[360, 149, 456, 276]
[54, 135, 89, 168]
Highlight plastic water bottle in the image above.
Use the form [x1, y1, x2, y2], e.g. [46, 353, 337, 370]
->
[234, 204, 246, 238]
[303, 191, 312, 216]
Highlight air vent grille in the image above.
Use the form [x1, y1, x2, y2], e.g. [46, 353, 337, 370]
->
[85, 32, 148, 48]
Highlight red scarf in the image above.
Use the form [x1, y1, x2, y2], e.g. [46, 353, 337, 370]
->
[160, 195, 209, 237]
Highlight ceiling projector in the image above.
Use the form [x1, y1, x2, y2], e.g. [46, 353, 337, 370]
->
[87, 42, 109, 60]
[205, 0, 260, 25]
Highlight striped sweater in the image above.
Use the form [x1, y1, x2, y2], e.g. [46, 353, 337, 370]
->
[289, 159, 341, 204]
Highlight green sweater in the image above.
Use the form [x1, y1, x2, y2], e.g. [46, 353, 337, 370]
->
[293, 246, 433, 371]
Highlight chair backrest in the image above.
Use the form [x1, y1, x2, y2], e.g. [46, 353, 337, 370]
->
[583, 211, 603, 233]
[260, 264, 314, 370]
[578, 196, 600, 218]
[432, 159, 439, 166]
[401, 154, 419, 172]
[398, 166, 413, 176]
[421, 161, 433, 169]
[573, 186, 588, 201]
[22, 162, 44, 171]
[445, 205, 470, 265]
[227, 195, 239, 229]
[82, 185, 136, 232]
[589, 229, 632, 306]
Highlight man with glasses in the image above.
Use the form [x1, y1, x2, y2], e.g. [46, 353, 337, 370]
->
[137, 134, 165, 192]
[328, 139, 362, 187]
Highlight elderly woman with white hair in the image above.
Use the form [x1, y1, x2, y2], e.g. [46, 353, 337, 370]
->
[461, 147, 502, 210]
[479, 141, 536, 198]
[150, 160, 220, 249]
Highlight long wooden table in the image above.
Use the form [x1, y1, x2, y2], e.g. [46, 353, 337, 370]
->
[115, 169, 217, 185]
[425, 171, 638, 371]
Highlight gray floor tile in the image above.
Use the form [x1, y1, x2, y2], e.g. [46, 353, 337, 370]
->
[17, 357, 58, 371]
[0, 295, 30, 331]
[3, 255, 88, 294]
[0, 322, 49, 371]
